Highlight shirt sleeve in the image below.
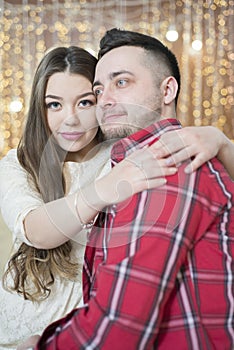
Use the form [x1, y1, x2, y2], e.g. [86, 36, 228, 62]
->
[35, 160, 231, 349]
[0, 149, 43, 246]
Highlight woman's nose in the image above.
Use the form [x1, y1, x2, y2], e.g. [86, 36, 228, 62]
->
[64, 109, 80, 126]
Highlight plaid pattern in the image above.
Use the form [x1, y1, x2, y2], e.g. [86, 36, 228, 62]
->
[36, 119, 234, 350]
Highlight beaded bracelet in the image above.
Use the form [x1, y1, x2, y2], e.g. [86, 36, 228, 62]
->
[74, 191, 94, 230]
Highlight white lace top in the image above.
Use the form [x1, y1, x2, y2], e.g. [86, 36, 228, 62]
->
[0, 145, 111, 349]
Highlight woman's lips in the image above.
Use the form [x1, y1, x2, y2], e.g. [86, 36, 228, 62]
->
[60, 132, 84, 141]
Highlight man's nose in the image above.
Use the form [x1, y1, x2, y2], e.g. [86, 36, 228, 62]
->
[98, 87, 116, 109]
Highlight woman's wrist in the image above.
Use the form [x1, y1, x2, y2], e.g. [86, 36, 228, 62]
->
[216, 130, 234, 179]
[74, 192, 94, 229]
[216, 131, 231, 161]
[73, 180, 110, 228]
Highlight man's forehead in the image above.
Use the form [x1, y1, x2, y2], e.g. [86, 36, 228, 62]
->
[95, 46, 144, 78]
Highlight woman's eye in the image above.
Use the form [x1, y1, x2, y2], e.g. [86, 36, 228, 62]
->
[46, 101, 61, 110]
[79, 99, 95, 108]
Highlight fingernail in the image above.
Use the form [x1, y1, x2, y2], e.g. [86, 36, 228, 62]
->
[166, 157, 173, 165]
[159, 178, 167, 185]
[184, 166, 191, 174]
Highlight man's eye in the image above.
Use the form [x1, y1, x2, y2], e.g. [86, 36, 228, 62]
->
[94, 88, 103, 97]
[46, 101, 61, 110]
[117, 79, 127, 87]
[79, 99, 95, 108]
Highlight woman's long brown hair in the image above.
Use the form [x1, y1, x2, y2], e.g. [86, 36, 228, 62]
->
[2, 46, 98, 301]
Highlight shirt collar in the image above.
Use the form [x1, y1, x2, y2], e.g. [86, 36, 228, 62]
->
[111, 118, 182, 163]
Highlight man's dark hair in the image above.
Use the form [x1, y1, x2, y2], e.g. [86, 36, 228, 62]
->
[98, 28, 181, 105]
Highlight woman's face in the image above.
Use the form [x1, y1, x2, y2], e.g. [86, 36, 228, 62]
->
[45, 72, 98, 162]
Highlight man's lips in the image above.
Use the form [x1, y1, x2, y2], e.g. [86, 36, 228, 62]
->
[59, 132, 84, 141]
[103, 113, 126, 124]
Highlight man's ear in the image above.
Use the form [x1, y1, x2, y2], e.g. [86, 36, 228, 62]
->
[161, 76, 178, 105]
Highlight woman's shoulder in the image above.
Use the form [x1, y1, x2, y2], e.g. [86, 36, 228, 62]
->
[0, 149, 28, 182]
[0, 148, 19, 167]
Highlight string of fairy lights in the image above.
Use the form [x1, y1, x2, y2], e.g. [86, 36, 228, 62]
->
[0, 0, 233, 157]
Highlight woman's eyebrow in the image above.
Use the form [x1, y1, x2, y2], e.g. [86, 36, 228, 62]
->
[45, 94, 63, 100]
[45, 92, 95, 100]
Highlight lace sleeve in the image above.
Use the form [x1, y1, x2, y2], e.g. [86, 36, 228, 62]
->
[0, 149, 43, 245]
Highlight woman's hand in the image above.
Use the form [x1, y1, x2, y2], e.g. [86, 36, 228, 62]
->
[150, 126, 233, 176]
[93, 146, 177, 206]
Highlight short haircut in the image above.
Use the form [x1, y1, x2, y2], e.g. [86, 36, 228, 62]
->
[98, 28, 181, 105]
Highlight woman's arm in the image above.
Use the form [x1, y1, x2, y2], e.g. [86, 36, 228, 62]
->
[216, 133, 234, 179]
[21, 148, 178, 249]
[151, 126, 234, 179]
[2, 148, 173, 250]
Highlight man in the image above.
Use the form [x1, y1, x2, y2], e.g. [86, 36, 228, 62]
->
[21, 29, 234, 349]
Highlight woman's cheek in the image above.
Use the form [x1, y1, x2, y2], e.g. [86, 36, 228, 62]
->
[79, 107, 98, 131]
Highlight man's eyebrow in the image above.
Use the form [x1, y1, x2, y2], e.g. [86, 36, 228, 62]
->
[93, 70, 134, 88]
[93, 80, 101, 89]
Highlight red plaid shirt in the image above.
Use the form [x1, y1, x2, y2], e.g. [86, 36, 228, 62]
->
[36, 119, 234, 349]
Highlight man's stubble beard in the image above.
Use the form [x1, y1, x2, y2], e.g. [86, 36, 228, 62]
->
[99, 97, 163, 141]
[101, 125, 140, 140]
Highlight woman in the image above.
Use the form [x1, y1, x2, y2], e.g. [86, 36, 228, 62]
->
[0, 46, 176, 349]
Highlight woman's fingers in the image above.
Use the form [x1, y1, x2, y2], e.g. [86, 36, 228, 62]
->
[150, 130, 185, 158]
[148, 126, 222, 173]
[164, 145, 195, 166]
[184, 152, 210, 174]
[126, 150, 178, 179]
[144, 177, 167, 189]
